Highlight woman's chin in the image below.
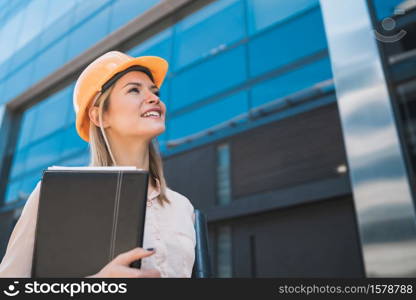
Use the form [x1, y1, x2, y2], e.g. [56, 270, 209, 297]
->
[142, 126, 166, 138]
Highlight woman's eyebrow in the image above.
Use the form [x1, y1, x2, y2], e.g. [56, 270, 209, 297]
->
[122, 82, 158, 90]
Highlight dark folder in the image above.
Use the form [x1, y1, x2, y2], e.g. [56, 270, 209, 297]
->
[31, 166, 149, 278]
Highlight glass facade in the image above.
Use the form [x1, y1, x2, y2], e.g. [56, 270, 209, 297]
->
[0, 0, 334, 204]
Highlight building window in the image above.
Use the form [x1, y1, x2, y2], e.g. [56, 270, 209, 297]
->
[216, 143, 231, 205]
[216, 225, 232, 277]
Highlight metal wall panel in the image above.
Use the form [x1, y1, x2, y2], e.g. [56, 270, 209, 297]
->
[231, 103, 347, 198]
[320, 0, 416, 277]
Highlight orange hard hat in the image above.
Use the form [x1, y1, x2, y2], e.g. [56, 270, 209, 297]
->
[73, 50, 168, 142]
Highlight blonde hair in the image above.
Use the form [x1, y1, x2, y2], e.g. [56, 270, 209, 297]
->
[87, 84, 170, 207]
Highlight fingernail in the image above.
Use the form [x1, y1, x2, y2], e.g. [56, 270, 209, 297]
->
[146, 247, 155, 251]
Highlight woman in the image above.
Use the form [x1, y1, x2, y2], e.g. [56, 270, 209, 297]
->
[0, 51, 196, 278]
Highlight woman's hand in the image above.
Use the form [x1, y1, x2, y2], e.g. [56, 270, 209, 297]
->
[86, 247, 161, 278]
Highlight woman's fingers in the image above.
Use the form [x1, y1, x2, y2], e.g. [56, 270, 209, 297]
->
[114, 247, 155, 266]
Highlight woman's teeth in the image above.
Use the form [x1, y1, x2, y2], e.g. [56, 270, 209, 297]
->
[141, 111, 161, 118]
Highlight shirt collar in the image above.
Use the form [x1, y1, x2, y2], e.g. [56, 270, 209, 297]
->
[148, 177, 161, 200]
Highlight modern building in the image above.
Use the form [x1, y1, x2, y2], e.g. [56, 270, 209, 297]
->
[1, 0, 416, 277]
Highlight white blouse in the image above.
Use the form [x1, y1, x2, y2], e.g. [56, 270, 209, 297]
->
[0, 177, 196, 278]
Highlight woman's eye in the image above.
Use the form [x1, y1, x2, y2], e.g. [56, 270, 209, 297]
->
[129, 88, 140, 93]
[154, 91, 160, 97]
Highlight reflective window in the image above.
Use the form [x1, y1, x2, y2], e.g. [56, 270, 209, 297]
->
[25, 132, 64, 173]
[0, 8, 24, 66]
[42, 0, 77, 31]
[217, 143, 231, 206]
[72, 0, 111, 25]
[128, 27, 173, 64]
[66, 83, 77, 126]
[2, 62, 35, 103]
[170, 45, 247, 111]
[169, 90, 248, 140]
[14, 0, 49, 50]
[109, 0, 160, 32]
[60, 124, 89, 159]
[33, 36, 70, 84]
[372, 0, 404, 20]
[248, 6, 327, 78]
[57, 150, 90, 167]
[16, 105, 38, 150]
[216, 225, 232, 277]
[38, 6, 76, 50]
[4, 180, 22, 204]
[31, 87, 72, 142]
[66, 5, 112, 62]
[20, 169, 43, 196]
[251, 57, 332, 108]
[9, 149, 28, 180]
[173, 0, 245, 70]
[246, 0, 318, 34]
[8, 36, 41, 76]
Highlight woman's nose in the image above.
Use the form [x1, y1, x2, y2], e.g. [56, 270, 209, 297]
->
[145, 90, 160, 103]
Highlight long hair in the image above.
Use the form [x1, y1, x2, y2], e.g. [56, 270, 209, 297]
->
[87, 83, 171, 207]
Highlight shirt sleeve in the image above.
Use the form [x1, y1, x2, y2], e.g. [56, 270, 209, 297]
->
[0, 180, 42, 277]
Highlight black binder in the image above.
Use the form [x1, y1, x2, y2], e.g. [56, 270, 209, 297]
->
[31, 166, 149, 278]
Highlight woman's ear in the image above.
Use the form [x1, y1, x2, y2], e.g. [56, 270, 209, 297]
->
[89, 105, 110, 128]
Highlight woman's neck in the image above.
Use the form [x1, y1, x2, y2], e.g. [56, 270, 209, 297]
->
[108, 135, 150, 171]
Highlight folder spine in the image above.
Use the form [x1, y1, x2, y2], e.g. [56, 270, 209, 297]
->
[109, 171, 123, 261]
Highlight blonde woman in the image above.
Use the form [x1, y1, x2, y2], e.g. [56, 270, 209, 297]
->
[0, 51, 196, 278]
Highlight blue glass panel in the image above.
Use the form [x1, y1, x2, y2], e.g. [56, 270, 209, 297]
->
[60, 124, 89, 159]
[251, 57, 332, 108]
[169, 90, 248, 140]
[0, 8, 24, 65]
[66, 5, 112, 62]
[25, 132, 64, 173]
[42, 0, 77, 30]
[9, 148, 28, 180]
[156, 131, 167, 148]
[2, 62, 35, 103]
[216, 225, 232, 277]
[173, 0, 245, 70]
[38, 5, 76, 50]
[8, 36, 41, 77]
[0, 82, 5, 103]
[0, 60, 9, 82]
[72, 0, 112, 24]
[4, 180, 22, 203]
[248, 7, 327, 78]
[33, 36, 70, 84]
[20, 169, 43, 197]
[58, 150, 90, 167]
[170, 45, 247, 111]
[372, 0, 403, 20]
[16, 105, 38, 150]
[128, 27, 173, 66]
[109, 0, 160, 32]
[31, 87, 71, 142]
[216, 143, 231, 205]
[159, 78, 170, 111]
[246, 0, 318, 34]
[15, 0, 49, 50]
[66, 83, 77, 126]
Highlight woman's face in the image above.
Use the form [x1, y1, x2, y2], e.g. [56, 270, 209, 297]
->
[104, 70, 166, 141]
